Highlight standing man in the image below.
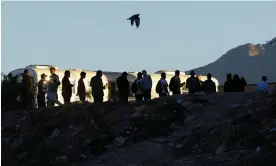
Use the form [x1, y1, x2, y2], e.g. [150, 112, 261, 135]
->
[169, 70, 185, 95]
[37, 73, 47, 109]
[90, 70, 105, 103]
[62, 70, 74, 104]
[21, 69, 34, 109]
[202, 73, 216, 95]
[186, 70, 201, 94]
[256, 76, 269, 92]
[47, 67, 62, 107]
[140, 70, 152, 100]
[77, 72, 86, 103]
[116, 72, 130, 104]
[156, 72, 169, 97]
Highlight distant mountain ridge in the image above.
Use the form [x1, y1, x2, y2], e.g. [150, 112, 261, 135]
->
[186, 37, 276, 84]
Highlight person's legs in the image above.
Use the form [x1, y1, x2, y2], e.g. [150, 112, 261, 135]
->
[143, 90, 151, 100]
[79, 94, 85, 103]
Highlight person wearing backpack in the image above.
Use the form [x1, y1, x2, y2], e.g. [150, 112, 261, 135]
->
[131, 72, 143, 102]
[140, 70, 152, 100]
[156, 72, 169, 97]
[169, 70, 185, 95]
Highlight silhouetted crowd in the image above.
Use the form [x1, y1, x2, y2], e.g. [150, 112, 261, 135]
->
[20, 66, 270, 110]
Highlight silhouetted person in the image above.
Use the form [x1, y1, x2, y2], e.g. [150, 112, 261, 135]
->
[224, 73, 234, 92]
[169, 70, 185, 95]
[37, 73, 47, 109]
[186, 70, 201, 94]
[116, 72, 130, 104]
[127, 14, 140, 28]
[131, 72, 143, 102]
[240, 76, 247, 92]
[77, 72, 86, 103]
[156, 72, 169, 97]
[202, 73, 216, 94]
[232, 74, 242, 92]
[90, 70, 105, 103]
[140, 70, 152, 100]
[21, 69, 34, 109]
[47, 67, 62, 107]
[257, 76, 269, 92]
[62, 70, 74, 104]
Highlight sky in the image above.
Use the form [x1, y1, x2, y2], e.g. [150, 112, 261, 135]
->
[1, 1, 276, 74]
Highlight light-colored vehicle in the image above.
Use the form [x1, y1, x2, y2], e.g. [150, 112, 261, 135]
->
[9, 65, 109, 107]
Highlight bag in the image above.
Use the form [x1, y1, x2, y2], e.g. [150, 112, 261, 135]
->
[155, 80, 162, 94]
[131, 80, 138, 93]
[169, 77, 175, 92]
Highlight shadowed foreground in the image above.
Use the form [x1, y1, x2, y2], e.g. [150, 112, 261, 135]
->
[2, 92, 276, 166]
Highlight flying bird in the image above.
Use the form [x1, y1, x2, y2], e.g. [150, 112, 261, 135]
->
[127, 14, 140, 28]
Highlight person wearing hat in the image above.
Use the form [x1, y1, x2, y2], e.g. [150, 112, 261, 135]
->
[37, 73, 48, 109]
[116, 71, 130, 104]
[256, 76, 269, 92]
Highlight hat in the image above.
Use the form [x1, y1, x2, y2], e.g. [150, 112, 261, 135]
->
[122, 71, 128, 76]
[190, 70, 195, 75]
[262, 76, 268, 81]
[41, 73, 47, 77]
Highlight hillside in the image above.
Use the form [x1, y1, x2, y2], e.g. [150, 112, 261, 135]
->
[186, 37, 276, 84]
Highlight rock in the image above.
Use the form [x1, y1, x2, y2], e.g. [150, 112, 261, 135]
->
[231, 104, 241, 108]
[56, 156, 68, 163]
[216, 142, 227, 154]
[184, 116, 195, 123]
[175, 143, 184, 149]
[181, 101, 194, 108]
[154, 137, 167, 144]
[11, 137, 22, 150]
[187, 103, 203, 111]
[113, 136, 126, 148]
[50, 128, 61, 139]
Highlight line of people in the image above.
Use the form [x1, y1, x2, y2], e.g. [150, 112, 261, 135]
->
[223, 73, 247, 92]
[22, 67, 106, 109]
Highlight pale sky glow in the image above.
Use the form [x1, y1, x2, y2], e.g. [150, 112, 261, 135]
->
[1, 1, 276, 73]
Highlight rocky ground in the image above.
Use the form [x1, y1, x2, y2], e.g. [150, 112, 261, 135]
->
[2, 92, 276, 166]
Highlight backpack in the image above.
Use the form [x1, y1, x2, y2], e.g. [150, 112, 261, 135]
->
[131, 80, 138, 93]
[155, 80, 162, 94]
[169, 77, 175, 92]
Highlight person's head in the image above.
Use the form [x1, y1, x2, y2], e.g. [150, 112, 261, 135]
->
[80, 71, 86, 79]
[142, 70, 147, 76]
[96, 70, 102, 77]
[161, 72, 166, 79]
[50, 67, 56, 75]
[122, 71, 128, 78]
[190, 70, 195, 77]
[233, 74, 240, 80]
[207, 73, 212, 80]
[137, 72, 142, 79]
[23, 69, 29, 76]
[227, 73, 232, 80]
[262, 76, 268, 82]
[41, 73, 47, 80]
[175, 70, 180, 76]
[64, 70, 70, 78]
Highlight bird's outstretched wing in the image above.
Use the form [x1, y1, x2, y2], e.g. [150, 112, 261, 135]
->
[135, 17, 140, 28]
[130, 19, 134, 26]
